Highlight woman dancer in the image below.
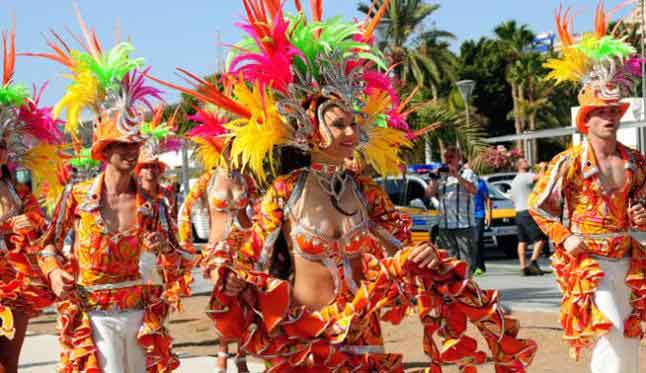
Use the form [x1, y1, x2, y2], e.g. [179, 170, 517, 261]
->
[0, 27, 62, 373]
[177, 108, 254, 373]
[152, 1, 537, 371]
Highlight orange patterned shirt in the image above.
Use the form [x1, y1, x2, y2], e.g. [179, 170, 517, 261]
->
[38, 173, 186, 311]
[529, 140, 646, 359]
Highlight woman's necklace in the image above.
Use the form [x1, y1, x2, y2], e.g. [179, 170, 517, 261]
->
[310, 162, 357, 216]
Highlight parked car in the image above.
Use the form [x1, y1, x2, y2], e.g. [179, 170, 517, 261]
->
[376, 172, 519, 258]
[481, 173, 516, 199]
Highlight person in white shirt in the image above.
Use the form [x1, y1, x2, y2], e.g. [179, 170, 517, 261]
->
[426, 146, 478, 273]
[510, 158, 550, 276]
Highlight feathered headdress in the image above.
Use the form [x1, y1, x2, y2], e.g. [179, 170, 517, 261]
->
[544, 2, 638, 133]
[185, 105, 229, 171]
[135, 105, 182, 174]
[24, 5, 162, 160]
[150, 0, 413, 183]
[0, 24, 63, 177]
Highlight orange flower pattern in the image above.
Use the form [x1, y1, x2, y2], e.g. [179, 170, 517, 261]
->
[0, 182, 54, 336]
[209, 170, 537, 372]
[529, 141, 646, 360]
[37, 173, 186, 372]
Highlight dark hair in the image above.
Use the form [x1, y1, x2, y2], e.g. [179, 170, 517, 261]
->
[267, 146, 310, 279]
[1, 165, 12, 181]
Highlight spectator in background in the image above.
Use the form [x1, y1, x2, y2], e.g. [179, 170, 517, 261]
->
[472, 177, 492, 276]
[426, 146, 478, 274]
[510, 158, 550, 276]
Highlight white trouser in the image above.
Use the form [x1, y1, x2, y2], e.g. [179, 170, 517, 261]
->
[89, 310, 147, 373]
[590, 258, 640, 373]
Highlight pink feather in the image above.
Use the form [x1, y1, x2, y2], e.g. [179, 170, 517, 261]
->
[362, 70, 401, 108]
[186, 108, 227, 139]
[17, 82, 64, 144]
[228, 10, 301, 94]
[123, 68, 164, 114]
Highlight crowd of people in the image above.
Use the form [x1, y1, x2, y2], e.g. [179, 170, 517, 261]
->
[0, 1, 644, 373]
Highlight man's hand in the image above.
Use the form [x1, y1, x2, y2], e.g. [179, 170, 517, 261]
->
[408, 242, 440, 269]
[629, 203, 646, 227]
[563, 235, 586, 256]
[448, 163, 459, 177]
[49, 268, 75, 298]
[143, 232, 170, 253]
[9, 215, 34, 231]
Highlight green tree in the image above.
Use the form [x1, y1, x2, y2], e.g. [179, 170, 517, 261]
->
[357, 0, 456, 95]
[493, 21, 536, 152]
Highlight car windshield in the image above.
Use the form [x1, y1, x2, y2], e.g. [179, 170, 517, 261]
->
[486, 181, 509, 200]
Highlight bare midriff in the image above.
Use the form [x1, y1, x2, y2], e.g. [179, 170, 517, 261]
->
[207, 171, 251, 246]
[288, 174, 369, 311]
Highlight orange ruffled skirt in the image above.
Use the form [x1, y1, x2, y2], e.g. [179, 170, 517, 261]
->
[55, 285, 179, 373]
[208, 246, 537, 372]
[551, 239, 646, 360]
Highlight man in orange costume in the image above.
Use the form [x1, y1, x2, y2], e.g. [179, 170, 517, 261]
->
[529, 4, 646, 372]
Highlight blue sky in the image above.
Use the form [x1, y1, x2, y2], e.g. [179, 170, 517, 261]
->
[2, 0, 633, 106]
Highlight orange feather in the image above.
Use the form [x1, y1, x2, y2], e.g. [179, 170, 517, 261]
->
[555, 5, 575, 47]
[593, 1, 607, 39]
[19, 30, 76, 70]
[294, 0, 303, 12]
[363, 0, 392, 40]
[146, 69, 250, 119]
[310, 0, 322, 22]
[2, 25, 16, 86]
[72, 3, 103, 58]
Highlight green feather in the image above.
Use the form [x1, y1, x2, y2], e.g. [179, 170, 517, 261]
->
[575, 35, 635, 61]
[288, 15, 384, 78]
[141, 122, 171, 140]
[0, 84, 30, 107]
[78, 42, 144, 91]
[70, 148, 100, 169]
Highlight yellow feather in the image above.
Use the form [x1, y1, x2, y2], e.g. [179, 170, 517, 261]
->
[23, 144, 68, 214]
[544, 47, 591, 85]
[191, 137, 227, 171]
[225, 81, 292, 184]
[359, 126, 412, 176]
[54, 65, 102, 140]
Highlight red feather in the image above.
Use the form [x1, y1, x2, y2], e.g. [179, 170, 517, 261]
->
[2, 23, 16, 86]
[146, 69, 250, 119]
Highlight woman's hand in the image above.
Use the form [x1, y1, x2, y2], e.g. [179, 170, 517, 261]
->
[408, 242, 440, 269]
[563, 235, 586, 256]
[49, 268, 75, 298]
[629, 203, 646, 227]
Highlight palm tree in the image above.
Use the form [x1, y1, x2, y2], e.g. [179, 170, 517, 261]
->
[357, 0, 456, 95]
[493, 21, 536, 153]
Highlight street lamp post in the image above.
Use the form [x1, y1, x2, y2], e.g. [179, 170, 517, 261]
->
[455, 80, 476, 152]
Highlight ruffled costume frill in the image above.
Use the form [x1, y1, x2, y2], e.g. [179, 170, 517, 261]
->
[208, 246, 537, 372]
[0, 184, 55, 340]
[55, 286, 179, 373]
[551, 239, 646, 360]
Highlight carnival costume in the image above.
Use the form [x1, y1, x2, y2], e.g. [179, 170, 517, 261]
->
[530, 3, 646, 370]
[152, 0, 537, 371]
[177, 107, 256, 284]
[136, 106, 193, 311]
[32, 10, 187, 372]
[0, 25, 62, 343]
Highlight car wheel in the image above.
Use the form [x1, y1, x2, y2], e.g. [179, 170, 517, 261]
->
[498, 236, 518, 259]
